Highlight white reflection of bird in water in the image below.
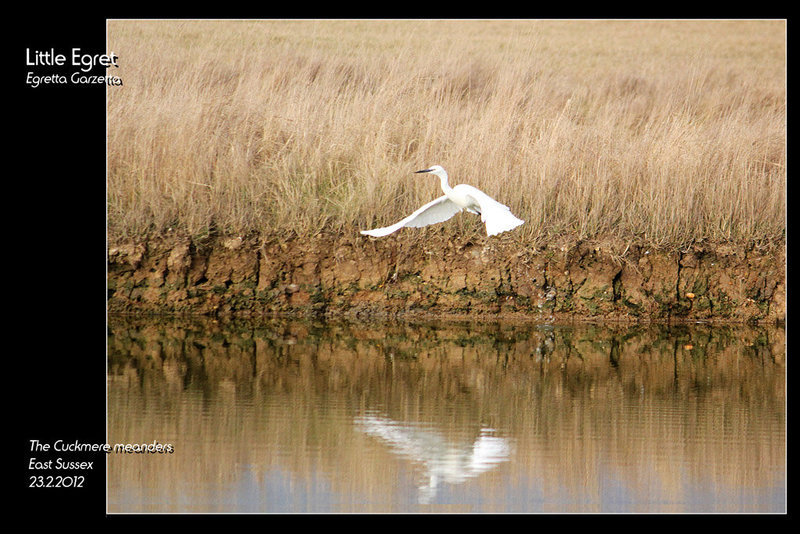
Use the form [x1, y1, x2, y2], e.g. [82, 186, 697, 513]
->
[355, 412, 512, 504]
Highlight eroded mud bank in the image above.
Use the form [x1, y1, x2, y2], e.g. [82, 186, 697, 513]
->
[107, 234, 785, 324]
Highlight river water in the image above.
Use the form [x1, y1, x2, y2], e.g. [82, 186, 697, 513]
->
[106, 316, 785, 513]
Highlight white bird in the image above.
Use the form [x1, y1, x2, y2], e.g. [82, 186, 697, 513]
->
[360, 165, 525, 238]
[355, 412, 512, 504]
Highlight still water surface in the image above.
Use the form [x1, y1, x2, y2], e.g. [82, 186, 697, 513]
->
[107, 316, 785, 513]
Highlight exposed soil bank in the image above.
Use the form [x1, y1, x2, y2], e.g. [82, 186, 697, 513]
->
[107, 234, 785, 324]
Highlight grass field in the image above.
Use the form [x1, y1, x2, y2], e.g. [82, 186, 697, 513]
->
[107, 20, 785, 248]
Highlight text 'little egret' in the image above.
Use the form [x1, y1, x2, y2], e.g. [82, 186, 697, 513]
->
[361, 165, 524, 238]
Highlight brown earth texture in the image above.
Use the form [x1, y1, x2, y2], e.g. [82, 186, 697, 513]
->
[107, 233, 785, 324]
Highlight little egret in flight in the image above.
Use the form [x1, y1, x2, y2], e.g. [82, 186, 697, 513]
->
[361, 165, 524, 237]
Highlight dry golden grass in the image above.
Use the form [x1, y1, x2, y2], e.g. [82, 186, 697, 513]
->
[107, 20, 785, 248]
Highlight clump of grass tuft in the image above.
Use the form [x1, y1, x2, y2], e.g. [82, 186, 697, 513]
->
[107, 20, 785, 248]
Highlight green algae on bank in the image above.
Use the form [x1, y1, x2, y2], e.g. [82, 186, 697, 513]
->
[107, 234, 785, 324]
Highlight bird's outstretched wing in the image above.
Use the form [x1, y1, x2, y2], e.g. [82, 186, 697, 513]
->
[361, 195, 462, 237]
[454, 184, 525, 236]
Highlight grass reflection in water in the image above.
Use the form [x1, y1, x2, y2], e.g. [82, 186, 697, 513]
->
[107, 316, 785, 513]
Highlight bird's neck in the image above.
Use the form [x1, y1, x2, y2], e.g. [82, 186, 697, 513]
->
[438, 172, 452, 195]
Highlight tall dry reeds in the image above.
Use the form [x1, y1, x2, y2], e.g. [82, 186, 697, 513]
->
[107, 20, 785, 248]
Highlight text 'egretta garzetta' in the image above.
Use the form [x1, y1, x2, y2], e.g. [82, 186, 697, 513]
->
[361, 165, 524, 238]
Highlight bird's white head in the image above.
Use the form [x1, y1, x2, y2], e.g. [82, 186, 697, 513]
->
[415, 165, 447, 178]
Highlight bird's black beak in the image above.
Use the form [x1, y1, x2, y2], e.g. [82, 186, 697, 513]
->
[415, 168, 432, 174]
